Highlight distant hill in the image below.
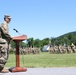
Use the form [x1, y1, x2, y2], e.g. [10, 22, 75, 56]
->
[51, 31, 76, 46]
[57, 31, 76, 38]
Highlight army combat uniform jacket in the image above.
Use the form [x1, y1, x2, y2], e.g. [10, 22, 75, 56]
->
[0, 21, 11, 71]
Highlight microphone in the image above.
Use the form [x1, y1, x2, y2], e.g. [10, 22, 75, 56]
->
[13, 28, 18, 33]
[13, 28, 20, 35]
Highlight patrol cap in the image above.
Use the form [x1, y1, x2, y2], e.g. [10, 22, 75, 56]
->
[4, 15, 11, 19]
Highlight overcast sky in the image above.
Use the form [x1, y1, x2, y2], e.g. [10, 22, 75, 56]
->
[0, 0, 76, 39]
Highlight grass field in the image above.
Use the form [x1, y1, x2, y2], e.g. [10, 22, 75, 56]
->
[5, 52, 76, 68]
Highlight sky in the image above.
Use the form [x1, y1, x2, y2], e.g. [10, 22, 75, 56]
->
[0, 0, 76, 40]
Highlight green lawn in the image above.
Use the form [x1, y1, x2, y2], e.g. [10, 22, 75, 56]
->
[5, 52, 76, 68]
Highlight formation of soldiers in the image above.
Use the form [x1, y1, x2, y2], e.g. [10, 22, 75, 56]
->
[13, 47, 40, 55]
[49, 43, 76, 54]
[10, 43, 76, 54]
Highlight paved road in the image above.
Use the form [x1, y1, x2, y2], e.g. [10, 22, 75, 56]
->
[0, 68, 76, 75]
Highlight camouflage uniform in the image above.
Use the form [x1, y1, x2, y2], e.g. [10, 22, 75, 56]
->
[0, 21, 11, 71]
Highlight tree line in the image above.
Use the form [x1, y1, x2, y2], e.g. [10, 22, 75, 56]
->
[51, 31, 76, 46]
[10, 31, 76, 51]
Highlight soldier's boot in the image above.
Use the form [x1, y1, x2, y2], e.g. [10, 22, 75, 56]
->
[1, 68, 9, 73]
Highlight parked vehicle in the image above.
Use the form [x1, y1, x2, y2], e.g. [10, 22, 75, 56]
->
[42, 45, 50, 52]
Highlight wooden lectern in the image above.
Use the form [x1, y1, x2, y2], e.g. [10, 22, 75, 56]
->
[9, 35, 27, 72]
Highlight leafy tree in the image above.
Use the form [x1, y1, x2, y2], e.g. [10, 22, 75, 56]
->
[42, 38, 49, 46]
[27, 37, 34, 47]
[10, 40, 15, 48]
[34, 39, 41, 47]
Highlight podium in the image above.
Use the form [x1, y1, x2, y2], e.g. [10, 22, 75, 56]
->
[9, 35, 27, 72]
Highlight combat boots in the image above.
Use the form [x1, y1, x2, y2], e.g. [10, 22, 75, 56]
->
[1, 68, 9, 73]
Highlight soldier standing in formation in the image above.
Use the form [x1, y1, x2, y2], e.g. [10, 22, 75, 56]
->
[0, 15, 12, 73]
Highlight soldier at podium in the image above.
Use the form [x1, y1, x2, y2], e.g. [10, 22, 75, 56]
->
[0, 15, 12, 73]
